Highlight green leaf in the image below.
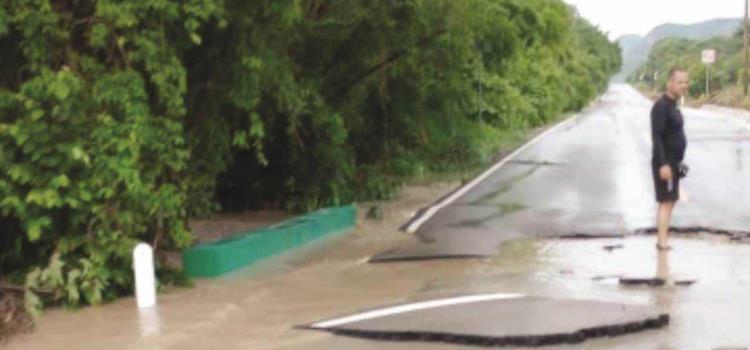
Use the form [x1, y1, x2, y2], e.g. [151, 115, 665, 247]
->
[8, 165, 32, 183]
[1, 196, 22, 209]
[231, 130, 247, 147]
[25, 216, 52, 241]
[71, 146, 90, 165]
[90, 24, 109, 48]
[66, 269, 82, 304]
[27, 224, 42, 241]
[50, 80, 70, 100]
[24, 290, 43, 318]
[190, 33, 202, 45]
[79, 190, 92, 202]
[31, 109, 44, 120]
[26, 189, 62, 208]
[51, 174, 71, 188]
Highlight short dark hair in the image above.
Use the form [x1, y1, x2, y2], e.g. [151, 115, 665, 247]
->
[668, 67, 687, 79]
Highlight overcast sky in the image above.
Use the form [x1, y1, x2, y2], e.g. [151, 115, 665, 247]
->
[563, 0, 745, 40]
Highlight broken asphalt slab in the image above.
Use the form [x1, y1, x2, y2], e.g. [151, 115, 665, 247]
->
[589, 275, 697, 287]
[370, 208, 627, 262]
[618, 277, 697, 287]
[301, 294, 668, 347]
[618, 277, 666, 287]
[602, 244, 624, 251]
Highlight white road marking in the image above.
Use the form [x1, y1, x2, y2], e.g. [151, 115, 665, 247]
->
[310, 293, 525, 328]
[403, 115, 579, 233]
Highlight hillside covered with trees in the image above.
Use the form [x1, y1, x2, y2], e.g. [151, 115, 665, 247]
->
[614, 18, 740, 82]
[629, 26, 750, 105]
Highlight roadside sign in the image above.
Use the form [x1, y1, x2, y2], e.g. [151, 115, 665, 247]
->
[702, 49, 716, 64]
[702, 49, 715, 95]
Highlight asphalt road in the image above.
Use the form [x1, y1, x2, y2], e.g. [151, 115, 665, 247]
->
[373, 84, 750, 262]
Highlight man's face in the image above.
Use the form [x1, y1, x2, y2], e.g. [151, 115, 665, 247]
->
[667, 71, 689, 98]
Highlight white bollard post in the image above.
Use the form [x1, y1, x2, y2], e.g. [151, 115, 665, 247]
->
[138, 304, 161, 337]
[133, 243, 157, 308]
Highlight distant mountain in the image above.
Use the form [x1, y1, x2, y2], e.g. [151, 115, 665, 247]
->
[616, 34, 643, 51]
[613, 18, 742, 82]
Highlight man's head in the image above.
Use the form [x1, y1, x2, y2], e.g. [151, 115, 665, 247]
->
[666, 68, 689, 99]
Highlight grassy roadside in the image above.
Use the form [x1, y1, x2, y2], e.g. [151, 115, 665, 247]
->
[402, 111, 578, 190]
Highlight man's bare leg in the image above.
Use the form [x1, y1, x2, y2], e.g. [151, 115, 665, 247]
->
[657, 201, 675, 249]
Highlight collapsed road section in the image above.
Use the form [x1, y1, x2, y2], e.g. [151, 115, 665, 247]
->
[303, 294, 668, 347]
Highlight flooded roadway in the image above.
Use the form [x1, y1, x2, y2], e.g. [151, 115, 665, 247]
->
[8, 85, 750, 350]
[11, 230, 750, 349]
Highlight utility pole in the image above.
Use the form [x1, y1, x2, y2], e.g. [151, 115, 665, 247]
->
[475, 53, 483, 123]
[744, 0, 748, 95]
[479, 66, 483, 123]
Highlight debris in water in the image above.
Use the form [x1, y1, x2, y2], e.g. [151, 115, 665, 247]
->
[603, 244, 624, 252]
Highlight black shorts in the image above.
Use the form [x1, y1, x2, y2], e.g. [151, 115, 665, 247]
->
[652, 162, 679, 202]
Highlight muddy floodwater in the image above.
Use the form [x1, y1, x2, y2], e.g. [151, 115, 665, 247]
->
[6, 178, 750, 350]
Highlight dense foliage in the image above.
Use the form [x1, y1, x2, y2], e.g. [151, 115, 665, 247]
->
[0, 0, 620, 311]
[629, 28, 744, 97]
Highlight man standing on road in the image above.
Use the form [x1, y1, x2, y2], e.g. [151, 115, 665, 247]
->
[651, 68, 689, 250]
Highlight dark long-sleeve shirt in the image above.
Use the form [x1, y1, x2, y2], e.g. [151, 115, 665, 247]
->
[651, 94, 687, 167]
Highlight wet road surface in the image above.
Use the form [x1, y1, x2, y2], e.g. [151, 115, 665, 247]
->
[375, 84, 750, 261]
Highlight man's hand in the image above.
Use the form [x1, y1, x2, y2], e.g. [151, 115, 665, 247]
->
[659, 165, 672, 181]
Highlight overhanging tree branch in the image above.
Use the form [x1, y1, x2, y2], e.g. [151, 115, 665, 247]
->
[335, 28, 447, 95]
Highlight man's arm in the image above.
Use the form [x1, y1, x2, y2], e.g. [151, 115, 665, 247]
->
[651, 102, 668, 167]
